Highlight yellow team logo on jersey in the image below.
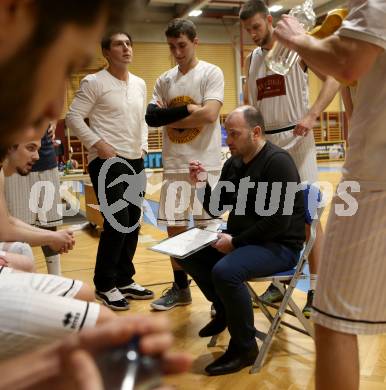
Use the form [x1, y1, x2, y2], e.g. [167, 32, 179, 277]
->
[166, 96, 202, 144]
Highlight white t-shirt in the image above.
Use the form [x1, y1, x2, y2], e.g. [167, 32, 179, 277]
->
[66, 69, 148, 163]
[338, 0, 386, 189]
[247, 48, 309, 131]
[151, 60, 224, 173]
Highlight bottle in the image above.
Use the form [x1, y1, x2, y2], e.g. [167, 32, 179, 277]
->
[265, 0, 316, 75]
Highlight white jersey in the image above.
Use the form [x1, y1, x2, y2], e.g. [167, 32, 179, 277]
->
[247, 48, 318, 183]
[338, 0, 386, 190]
[151, 60, 224, 173]
[313, 0, 386, 333]
[247, 48, 309, 131]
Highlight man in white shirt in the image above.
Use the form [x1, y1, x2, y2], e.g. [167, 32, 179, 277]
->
[274, 1, 386, 388]
[145, 19, 224, 311]
[66, 32, 154, 311]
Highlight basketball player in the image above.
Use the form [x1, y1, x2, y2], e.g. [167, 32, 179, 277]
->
[5, 124, 64, 275]
[274, 0, 386, 388]
[146, 18, 224, 311]
[0, 0, 183, 373]
[1, 139, 75, 256]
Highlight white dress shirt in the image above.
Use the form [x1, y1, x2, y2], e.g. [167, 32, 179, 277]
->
[66, 69, 148, 163]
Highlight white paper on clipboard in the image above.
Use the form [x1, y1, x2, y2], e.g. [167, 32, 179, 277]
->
[149, 227, 219, 259]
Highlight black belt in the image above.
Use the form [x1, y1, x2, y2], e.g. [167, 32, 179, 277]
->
[265, 125, 296, 135]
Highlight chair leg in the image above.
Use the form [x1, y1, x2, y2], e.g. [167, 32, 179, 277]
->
[207, 334, 219, 347]
[250, 282, 301, 374]
[286, 296, 314, 337]
[250, 299, 286, 373]
[257, 298, 275, 324]
[255, 329, 267, 342]
[273, 281, 314, 337]
[246, 281, 259, 307]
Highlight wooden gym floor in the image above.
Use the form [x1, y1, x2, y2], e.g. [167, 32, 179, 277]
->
[33, 163, 386, 389]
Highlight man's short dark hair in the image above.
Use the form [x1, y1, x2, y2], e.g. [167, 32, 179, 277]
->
[239, 0, 270, 20]
[243, 106, 266, 134]
[165, 19, 197, 41]
[101, 32, 133, 51]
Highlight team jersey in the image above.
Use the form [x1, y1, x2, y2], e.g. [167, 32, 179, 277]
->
[151, 60, 224, 173]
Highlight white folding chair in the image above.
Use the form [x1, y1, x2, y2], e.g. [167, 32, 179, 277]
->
[208, 185, 324, 374]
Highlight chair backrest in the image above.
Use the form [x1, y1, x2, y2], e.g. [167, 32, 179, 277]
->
[302, 184, 325, 261]
[303, 184, 323, 225]
[248, 184, 325, 282]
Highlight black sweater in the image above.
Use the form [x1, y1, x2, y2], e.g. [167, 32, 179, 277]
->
[200, 141, 305, 253]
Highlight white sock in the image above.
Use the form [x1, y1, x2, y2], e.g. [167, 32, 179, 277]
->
[310, 274, 317, 291]
[46, 255, 61, 275]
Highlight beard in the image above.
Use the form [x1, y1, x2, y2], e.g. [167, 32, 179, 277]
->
[16, 167, 31, 176]
[229, 148, 240, 157]
[260, 28, 272, 48]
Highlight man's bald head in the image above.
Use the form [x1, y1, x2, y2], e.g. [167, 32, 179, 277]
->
[224, 105, 266, 161]
[225, 105, 265, 134]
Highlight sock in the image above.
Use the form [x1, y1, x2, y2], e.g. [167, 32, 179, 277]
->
[46, 254, 61, 275]
[310, 274, 317, 291]
[174, 270, 189, 289]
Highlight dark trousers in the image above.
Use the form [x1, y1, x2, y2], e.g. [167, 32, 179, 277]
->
[88, 157, 145, 291]
[177, 243, 299, 351]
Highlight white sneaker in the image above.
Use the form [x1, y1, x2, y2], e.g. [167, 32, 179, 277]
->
[95, 287, 129, 311]
[118, 282, 154, 300]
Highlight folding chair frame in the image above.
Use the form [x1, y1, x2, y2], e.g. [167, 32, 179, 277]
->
[208, 205, 325, 374]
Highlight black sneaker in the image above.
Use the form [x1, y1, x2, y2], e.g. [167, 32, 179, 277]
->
[118, 282, 154, 300]
[302, 289, 314, 319]
[95, 288, 129, 311]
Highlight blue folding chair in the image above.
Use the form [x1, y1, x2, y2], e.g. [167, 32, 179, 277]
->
[208, 184, 325, 374]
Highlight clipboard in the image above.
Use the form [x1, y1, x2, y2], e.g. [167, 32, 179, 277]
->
[148, 227, 219, 259]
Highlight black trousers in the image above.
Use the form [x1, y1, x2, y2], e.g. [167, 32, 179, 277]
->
[88, 156, 145, 291]
[177, 243, 299, 351]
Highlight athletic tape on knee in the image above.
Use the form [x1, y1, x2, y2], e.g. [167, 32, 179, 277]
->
[8, 242, 34, 260]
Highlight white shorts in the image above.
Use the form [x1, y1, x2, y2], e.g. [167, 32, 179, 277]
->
[4, 168, 63, 227]
[313, 190, 386, 334]
[0, 269, 100, 359]
[266, 130, 318, 184]
[157, 171, 221, 227]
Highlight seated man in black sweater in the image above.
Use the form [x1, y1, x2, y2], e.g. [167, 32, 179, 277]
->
[178, 105, 305, 376]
